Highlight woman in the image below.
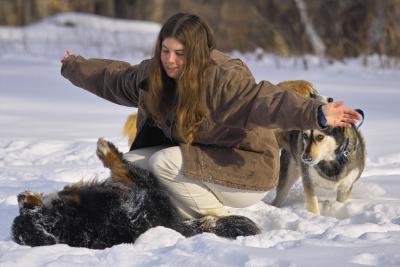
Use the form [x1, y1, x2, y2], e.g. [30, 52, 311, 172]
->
[61, 13, 361, 219]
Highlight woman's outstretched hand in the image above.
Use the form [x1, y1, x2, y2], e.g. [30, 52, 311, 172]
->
[61, 49, 73, 63]
[321, 101, 362, 128]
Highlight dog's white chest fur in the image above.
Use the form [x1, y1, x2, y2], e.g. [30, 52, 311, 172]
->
[308, 167, 360, 191]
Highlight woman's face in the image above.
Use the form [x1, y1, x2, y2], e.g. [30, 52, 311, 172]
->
[161, 37, 186, 80]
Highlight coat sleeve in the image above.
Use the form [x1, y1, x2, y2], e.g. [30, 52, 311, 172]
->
[61, 55, 150, 107]
[245, 81, 323, 130]
[212, 59, 323, 131]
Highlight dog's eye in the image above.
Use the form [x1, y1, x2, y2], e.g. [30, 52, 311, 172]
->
[315, 135, 325, 141]
[302, 133, 309, 140]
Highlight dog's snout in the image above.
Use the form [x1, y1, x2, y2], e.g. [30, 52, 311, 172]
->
[302, 153, 313, 163]
[301, 153, 318, 166]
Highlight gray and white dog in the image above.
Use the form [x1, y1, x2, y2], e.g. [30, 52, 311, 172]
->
[273, 82, 366, 215]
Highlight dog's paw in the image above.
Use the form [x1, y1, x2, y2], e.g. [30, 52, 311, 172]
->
[199, 215, 218, 232]
[96, 138, 124, 166]
[214, 215, 261, 238]
[96, 137, 111, 159]
[17, 191, 44, 210]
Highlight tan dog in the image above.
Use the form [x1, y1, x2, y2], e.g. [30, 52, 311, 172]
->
[271, 83, 366, 215]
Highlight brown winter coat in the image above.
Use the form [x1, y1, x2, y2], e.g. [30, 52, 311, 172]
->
[61, 50, 323, 191]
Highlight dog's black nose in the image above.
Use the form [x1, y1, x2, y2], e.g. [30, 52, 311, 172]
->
[302, 154, 313, 163]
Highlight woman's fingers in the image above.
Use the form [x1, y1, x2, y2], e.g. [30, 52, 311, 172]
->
[322, 101, 361, 128]
[335, 117, 353, 128]
[60, 49, 73, 63]
[344, 108, 362, 120]
[339, 122, 352, 128]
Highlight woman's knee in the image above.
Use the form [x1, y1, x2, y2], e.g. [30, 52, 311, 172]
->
[148, 146, 183, 179]
[123, 146, 169, 170]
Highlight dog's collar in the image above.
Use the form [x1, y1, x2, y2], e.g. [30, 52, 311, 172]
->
[336, 138, 350, 163]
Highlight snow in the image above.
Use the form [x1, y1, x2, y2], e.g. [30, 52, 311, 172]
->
[1, 13, 400, 267]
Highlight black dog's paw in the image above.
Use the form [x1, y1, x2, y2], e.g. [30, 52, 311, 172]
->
[96, 138, 125, 167]
[184, 214, 261, 239]
[96, 138, 123, 167]
[213, 215, 261, 238]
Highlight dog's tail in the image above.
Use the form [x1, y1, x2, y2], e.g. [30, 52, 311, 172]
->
[182, 215, 261, 238]
[276, 80, 319, 98]
[122, 113, 138, 147]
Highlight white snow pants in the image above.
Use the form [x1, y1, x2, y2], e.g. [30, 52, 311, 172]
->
[124, 146, 268, 219]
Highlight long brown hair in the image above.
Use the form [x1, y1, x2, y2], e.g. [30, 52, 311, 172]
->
[144, 13, 215, 144]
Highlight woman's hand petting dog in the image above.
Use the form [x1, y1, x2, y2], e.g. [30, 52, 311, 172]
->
[322, 101, 361, 128]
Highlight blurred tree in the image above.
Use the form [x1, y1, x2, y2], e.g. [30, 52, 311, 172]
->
[0, 0, 399, 59]
[294, 0, 325, 57]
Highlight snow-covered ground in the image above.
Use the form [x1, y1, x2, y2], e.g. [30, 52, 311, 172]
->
[1, 13, 400, 267]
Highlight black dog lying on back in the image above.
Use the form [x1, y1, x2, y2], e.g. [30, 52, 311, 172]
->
[12, 138, 260, 249]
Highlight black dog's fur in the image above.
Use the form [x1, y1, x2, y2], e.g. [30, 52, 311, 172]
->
[12, 139, 260, 249]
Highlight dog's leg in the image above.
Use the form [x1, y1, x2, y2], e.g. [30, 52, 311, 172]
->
[337, 169, 362, 202]
[302, 174, 320, 215]
[60, 180, 87, 205]
[337, 184, 353, 203]
[272, 149, 301, 207]
[186, 215, 261, 238]
[213, 215, 261, 238]
[96, 138, 133, 187]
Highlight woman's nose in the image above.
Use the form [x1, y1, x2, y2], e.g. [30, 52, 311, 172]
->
[167, 53, 177, 63]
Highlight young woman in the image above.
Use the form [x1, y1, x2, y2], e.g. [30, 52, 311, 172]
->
[61, 13, 361, 219]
